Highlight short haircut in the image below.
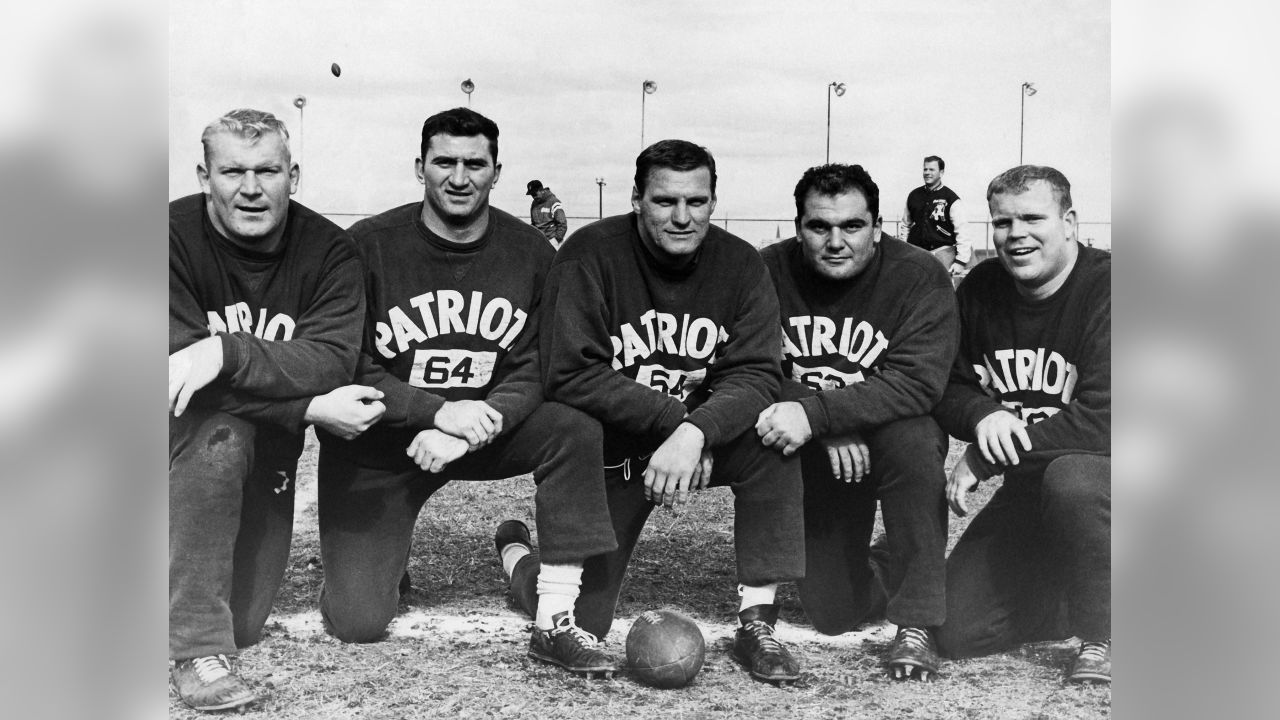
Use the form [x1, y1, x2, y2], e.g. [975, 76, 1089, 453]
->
[986, 165, 1073, 214]
[420, 107, 500, 163]
[923, 155, 945, 171]
[634, 139, 717, 196]
[793, 164, 880, 222]
[201, 108, 290, 164]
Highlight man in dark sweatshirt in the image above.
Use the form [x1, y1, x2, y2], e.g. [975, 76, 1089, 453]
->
[307, 108, 619, 678]
[169, 108, 367, 712]
[494, 139, 806, 685]
[757, 164, 960, 681]
[932, 165, 1111, 684]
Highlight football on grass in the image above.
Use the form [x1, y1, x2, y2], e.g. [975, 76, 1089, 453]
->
[625, 609, 706, 688]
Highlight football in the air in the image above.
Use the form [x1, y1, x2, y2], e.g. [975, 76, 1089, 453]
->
[330, 62, 341, 77]
[625, 608, 706, 688]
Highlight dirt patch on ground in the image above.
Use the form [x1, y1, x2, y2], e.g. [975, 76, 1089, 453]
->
[170, 432, 1110, 719]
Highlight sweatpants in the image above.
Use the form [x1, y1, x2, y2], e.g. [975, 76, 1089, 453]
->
[798, 414, 949, 635]
[318, 402, 617, 643]
[508, 424, 805, 640]
[169, 409, 300, 661]
[936, 454, 1111, 658]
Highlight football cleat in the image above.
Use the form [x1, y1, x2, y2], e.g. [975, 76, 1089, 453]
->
[887, 626, 940, 681]
[170, 654, 256, 712]
[528, 612, 621, 679]
[732, 604, 801, 684]
[1067, 639, 1111, 684]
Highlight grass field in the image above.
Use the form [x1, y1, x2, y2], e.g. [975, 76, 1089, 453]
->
[170, 432, 1110, 719]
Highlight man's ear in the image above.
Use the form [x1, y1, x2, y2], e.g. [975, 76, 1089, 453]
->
[1064, 207, 1078, 242]
[289, 162, 300, 195]
[197, 163, 210, 194]
[414, 157, 425, 184]
[491, 161, 502, 186]
[631, 185, 642, 214]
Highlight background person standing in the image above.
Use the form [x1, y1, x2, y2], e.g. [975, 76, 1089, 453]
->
[901, 155, 971, 276]
[527, 179, 568, 249]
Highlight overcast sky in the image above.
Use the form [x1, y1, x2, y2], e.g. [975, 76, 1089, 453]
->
[169, 0, 1109, 238]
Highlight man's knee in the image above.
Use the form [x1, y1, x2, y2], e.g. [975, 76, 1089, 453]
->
[867, 415, 946, 466]
[1042, 454, 1110, 510]
[170, 410, 257, 478]
[322, 595, 395, 644]
[536, 402, 602, 456]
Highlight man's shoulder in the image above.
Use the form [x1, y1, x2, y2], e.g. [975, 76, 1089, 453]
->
[758, 237, 797, 275]
[954, 257, 1010, 300]
[169, 193, 206, 236]
[879, 236, 953, 285]
[489, 206, 556, 259]
[706, 224, 765, 266]
[347, 202, 419, 241]
[1072, 245, 1112, 297]
[169, 193, 203, 220]
[558, 214, 633, 258]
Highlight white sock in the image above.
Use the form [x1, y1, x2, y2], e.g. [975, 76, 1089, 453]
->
[500, 543, 530, 579]
[535, 562, 583, 630]
[738, 583, 778, 613]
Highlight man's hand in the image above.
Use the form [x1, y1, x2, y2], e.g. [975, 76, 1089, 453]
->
[822, 433, 870, 483]
[643, 423, 705, 509]
[756, 401, 813, 456]
[949, 262, 967, 276]
[947, 445, 984, 516]
[434, 400, 503, 448]
[168, 336, 224, 417]
[690, 449, 714, 492]
[974, 410, 1032, 466]
[304, 385, 386, 440]
[406, 428, 469, 473]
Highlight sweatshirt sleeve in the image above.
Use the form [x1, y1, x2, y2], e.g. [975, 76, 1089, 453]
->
[1020, 294, 1111, 458]
[540, 259, 688, 437]
[798, 283, 959, 436]
[481, 279, 545, 432]
[350, 351, 446, 431]
[683, 260, 782, 447]
[217, 252, 366, 398]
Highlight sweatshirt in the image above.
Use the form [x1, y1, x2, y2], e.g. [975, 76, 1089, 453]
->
[540, 213, 781, 463]
[934, 244, 1111, 480]
[320, 202, 552, 466]
[168, 193, 365, 434]
[761, 235, 960, 436]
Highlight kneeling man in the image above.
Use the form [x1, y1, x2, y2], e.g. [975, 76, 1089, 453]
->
[756, 163, 959, 680]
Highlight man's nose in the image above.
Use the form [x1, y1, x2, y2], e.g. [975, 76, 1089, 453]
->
[448, 163, 468, 186]
[240, 172, 261, 196]
[826, 228, 846, 249]
[671, 202, 691, 226]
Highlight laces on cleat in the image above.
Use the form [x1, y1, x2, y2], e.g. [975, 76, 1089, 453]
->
[191, 655, 234, 684]
[1078, 640, 1108, 662]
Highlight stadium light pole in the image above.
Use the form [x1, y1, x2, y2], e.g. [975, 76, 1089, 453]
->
[292, 95, 307, 195]
[461, 78, 475, 106]
[595, 177, 606, 219]
[1020, 81, 1037, 164]
[641, 80, 657, 150]
[826, 81, 846, 164]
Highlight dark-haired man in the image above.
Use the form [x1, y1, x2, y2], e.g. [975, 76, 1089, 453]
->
[901, 155, 970, 276]
[933, 165, 1111, 684]
[496, 139, 806, 684]
[526, 179, 567, 248]
[309, 108, 619, 677]
[169, 109, 367, 711]
[757, 164, 959, 680]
